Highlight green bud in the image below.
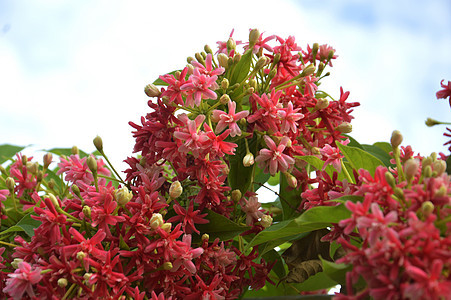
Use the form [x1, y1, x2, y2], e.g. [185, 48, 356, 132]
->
[423, 165, 433, 178]
[11, 258, 23, 269]
[425, 117, 440, 127]
[314, 98, 329, 111]
[115, 186, 133, 206]
[243, 152, 254, 167]
[161, 222, 172, 233]
[58, 278, 68, 288]
[272, 53, 281, 65]
[433, 160, 447, 176]
[300, 64, 316, 77]
[195, 53, 205, 65]
[435, 185, 447, 197]
[48, 179, 56, 190]
[283, 172, 297, 189]
[260, 214, 273, 228]
[421, 201, 434, 217]
[202, 233, 209, 241]
[6, 177, 15, 192]
[86, 156, 98, 174]
[255, 56, 268, 69]
[221, 78, 229, 90]
[82, 205, 91, 219]
[249, 29, 260, 47]
[163, 262, 173, 270]
[48, 193, 59, 208]
[26, 162, 38, 175]
[217, 53, 229, 68]
[384, 171, 397, 188]
[169, 181, 183, 199]
[312, 43, 319, 60]
[227, 37, 236, 52]
[404, 159, 419, 182]
[187, 56, 195, 64]
[335, 122, 352, 133]
[144, 83, 161, 98]
[231, 189, 242, 203]
[390, 130, 403, 148]
[71, 146, 79, 155]
[219, 94, 230, 105]
[204, 44, 213, 54]
[93, 136, 103, 152]
[0, 165, 7, 176]
[71, 184, 81, 198]
[249, 78, 257, 90]
[43, 153, 53, 169]
[233, 53, 242, 64]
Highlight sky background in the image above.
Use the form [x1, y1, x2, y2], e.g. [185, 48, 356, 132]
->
[1, 0, 451, 173]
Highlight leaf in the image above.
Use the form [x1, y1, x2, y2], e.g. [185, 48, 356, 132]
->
[152, 70, 182, 86]
[16, 213, 41, 237]
[253, 165, 270, 188]
[373, 141, 393, 154]
[336, 142, 384, 177]
[0, 225, 24, 236]
[228, 135, 258, 194]
[195, 210, 250, 241]
[342, 134, 363, 149]
[0, 144, 25, 164]
[296, 155, 350, 182]
[246, 204, 351, 249]
[266, 174, 279, 186]
[262, 249, 286, 280]
[257, 232, 310, 257]
[279, 173, 302, 220]
[320, 256, 351, 286]
[45, 148, 89, 158]
[362, 144, 395, 168]
[230, 49, 253, 85]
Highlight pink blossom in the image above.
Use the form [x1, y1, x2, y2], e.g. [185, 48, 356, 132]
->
[191, 53, 225, 77]
[436, 79, 451, 101]
[181, 68, 218, 107]
[319, 144, 343, 172]
[0, 189, 8, 202]
[255, 135, 295, 176]
[159, 67, 190, 106]
[57, 154, 110, 184]
[240, 196, 264, 226]
[203, 124, 238, 157]
[173, 114, 209, 157]
[277, 101, 304, 133]
[212, 101, 249, 137]
[167, 200, 209, 234]
[244, 30, 275, 54]
[247, 89, 283, 132]
[3, 261, 42, 300]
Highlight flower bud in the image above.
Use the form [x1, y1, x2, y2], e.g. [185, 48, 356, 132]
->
[422, 156, 433, 167]
[76, 251, 86, 262]
[393, 187, 405, 200]
[202, 233, 209, 241]
[327, 50, 335, 61]
[161, 222, 172, 233]
[82, 206, 91, 219]
[144, 83, 161, 98]
[435, 185, 447, 197]
[219, 94, 230, 105]
[115, 186, 133, 206]
[43, 153, 53, 169]
[0, 165, 7, 176]
[335, 122, 352, 133]
[150, 213, 164, 229]
[272, 53, 281, 65]
[217, 53, 229, 68]
[227, 37, 236, 52]
[11, 258, 23, 269]
[186, 63, 194, 75]
[312, 43, 319, 59]
[301, 64, 316, 77]
[433, 160, 447, 176]
[204, 44, 213, 54]
[425, 118, 440, 127]
[243, 152, 254, 167]
[233, 53, 242, 64]
[48, 179, 56, 190]
[195, 52, 205, 65]
[93, 136, 103, 152]
[249, 78, 257, 90]
[283, 172, 297, 189]
[83, 273, 92, 281]
[169, 181, 183, 199]
[71, 146, 79, 155]
[57, 278, 68, 288]
[404, 159, 419, 182]
[71, 184, 81, 198]
[21, 155, 28, 165]
[6, 177, 15, 192]
[246, 87, 254, 95]
[231, 189, 242, 203]
[26, 162, 38, 175]
[384, 171, 397, 188]
[187, 56, 195, 64]
[423, 165, 433, 178]
[260, 214, 273, 228]
[314, 98, 329, 111]
[421, 201, 434, 217]
[255, 56, 268, 69]
[162, 262, 173, 270]
[221, 78, 229, 90]
[249, 29, 260, 47]
[268, 69, 277, 80]
[390, 130, 403, 148]
[36, 170, 43, 182]
[86, 156, 97, 174]
[48, 193, 59, 208]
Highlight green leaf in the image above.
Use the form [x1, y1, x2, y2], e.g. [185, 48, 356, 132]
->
[262, 249, 286, 280]
[257, 232, 310, 257]
[294, 271, 339, 292]
[336, 142, 384, 177]
[362, 144, 395, 168]
[342, 134, 363, 149]
[246, 205, 351, 249]
[16, 213, 41, 237]
[228, 135, 258, 194]
[296, 155, 352, 182]
[45, 148, 89, 158]
[253, 165, 270, 188]
[0, 225, 24, 236]
[266, 174, 279, 186]
[195, 210, 250, 241]
[0, 144, 25, 164]
[152, 70, 181, 86]
[373, 141, 393, 154]
[320, 256, 351, 286]
[279, 173, 301, 220]
[230, 49, 253, 85]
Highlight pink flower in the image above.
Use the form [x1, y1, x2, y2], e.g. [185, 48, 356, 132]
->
[319, 144, 343, 172]
[0, 189, 8, 202]
[3, 261, 42, 300]
[57, 154, 110, 184]
[167, 200, 209, 234]
[191, 53, 225, 77]
[436, 79, 451, 101]
[173, 114, 209, 157]
[181, 69, 218, 107]
[212, 101, 249, 137]
[239, 196, 264, 226]
[277, 101, 304, 133]
[160, 67, 190, 106]
[203, 124, 238, 157]
[247, 89, 283, 132]
[255, 135, 295, 176]
[244, 30, 275, 54]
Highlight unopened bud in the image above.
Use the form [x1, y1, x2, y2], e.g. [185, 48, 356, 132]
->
[231, 189, 242, 202]
[327, 50, 335, 61]
[21, 155, 28, 165]
[57, 278, 68, 288]
[202, 233, 209, 241]
[162, 262, 173, 270]
[187, 56, 195, 64]
[195, 52, 205, 65]
[433, 160, 447, 176]
[82, 206, 91, 219]
[312, 43, 319, 59]
[71, 146, 79, 155]
[249, 78, 257, 90]
[268, 69, 277, 80]
[273, 53, 281, 65]
[204, 44, 213, 54]
[384, 171, 397, 188]
[249, 29, 260, 47]
[243, 152, 254, 167]
[221, 78, 229, 90]
[404, 159, 419, 182]
[314, 98, 329, 110]
[255, 56, 268, 69]
[425, 118, 440, 127]
[423, 165, 433, 178]
[48, 194, 59, 208]
[43, 153, 53, 169]
[260, 214, 273, 228]
[115, 186, 133, 206]
[161, 222, 172, 233]
[144, 83, 161, 98]
[150, 213, 164, 229]
[283, 172, 297, 188]
[48, 179, 56, 190]
[169, 181, 183, 199]
[227, 38, 236, 52]
[435, 185, 448, 197]
[201, 51, 207, 59]
[219, 94, 230, 105]
[423, 156, 433, 167]
[246, 87, 254, 95]
[233, 53, 242, 64]
[83, 273, 92, 281]
[390, 130, 403, 148]
[71, 184, 81, 198]
[0, 165, 7, 176]
[186, 63, 194, 75]
[93, 136, 103, 152]
[335, 122, 352, 133]
[217, 53, 229, 68]
[301, 64, 316, 77]
[26, 162, 38, 175]
[393, 187, 404, 200]
[421, 201, 434, 217]
[6, 177, 15, 192]
[86, 156, 97, 174]
[11, 258, 23, 269]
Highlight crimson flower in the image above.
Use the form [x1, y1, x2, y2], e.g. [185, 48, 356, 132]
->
[203, 124, 238, 157]
[167, 200, 209, 234]
[255, 135, 295, 176]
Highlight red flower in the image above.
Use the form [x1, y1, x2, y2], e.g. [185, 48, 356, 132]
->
[167, 200, 209, 234]
[3, 261, 42, 300]
[436, 79, 451, 104]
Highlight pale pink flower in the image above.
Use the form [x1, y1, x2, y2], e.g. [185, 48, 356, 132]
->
[173, 114, 209, 157]
[319, 144, 343, 172]
[255, 135, 295, 176]
[181, 68, 218, 107]
[0, 189, 9, 202]
[240, 196, 264, 226]
[3, 261, 42, 300]
[191, 53, 225, 77]
[57, 154, 110, 184]
[277, 101, 304, 133]
[159, 67, 190, 106]
[212, 101, 249, 137]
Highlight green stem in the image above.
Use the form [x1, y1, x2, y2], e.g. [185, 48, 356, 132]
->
[341, 159, 355, 184]
[98, 150, 124, 184]
[0, 240, 17, 248]
[393, 147, 405, 182]
[98, 174, 125, 185]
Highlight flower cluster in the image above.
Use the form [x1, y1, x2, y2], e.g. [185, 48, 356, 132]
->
[0, 29, 359, 299]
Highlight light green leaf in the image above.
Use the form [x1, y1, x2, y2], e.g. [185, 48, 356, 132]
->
[0, 144, 25, 164]
[45, 148, 89, 158]
[16, 213, 41, 237]
[336, 142, 384, 177]
[230, 49, 252, 85]
[320, 256, 352, 286]
[0, 225, 24, 236]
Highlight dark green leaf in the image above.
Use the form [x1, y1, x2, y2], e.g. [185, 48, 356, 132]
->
[196, 210, 250, 241]
[447, 156, 451, 175]
[279, 173, 302, 220]
[0, 144, 25, 164]
[246, 205, 351, 249]
[294, 271, 339, 292]
[0, 225, 24, 236]
[254, 165, 270, 188]
[262, 249, 286, 279]
[336, 142, 384, 177]
[362, 144, 395, 168]
[257, 232, 310, 257]
[230, 49, 253, 85]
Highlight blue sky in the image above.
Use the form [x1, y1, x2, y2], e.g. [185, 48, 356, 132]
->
[1, 0, 451, 170]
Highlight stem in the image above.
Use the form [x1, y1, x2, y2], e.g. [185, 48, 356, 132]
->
[62, 283, 77, 300]
[0, 240, 18, 248]
[341, 160, 355, 184]
[393, 147, 405, 182]
[97, 174, 125, 185]
[98, 150, 124, 184]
